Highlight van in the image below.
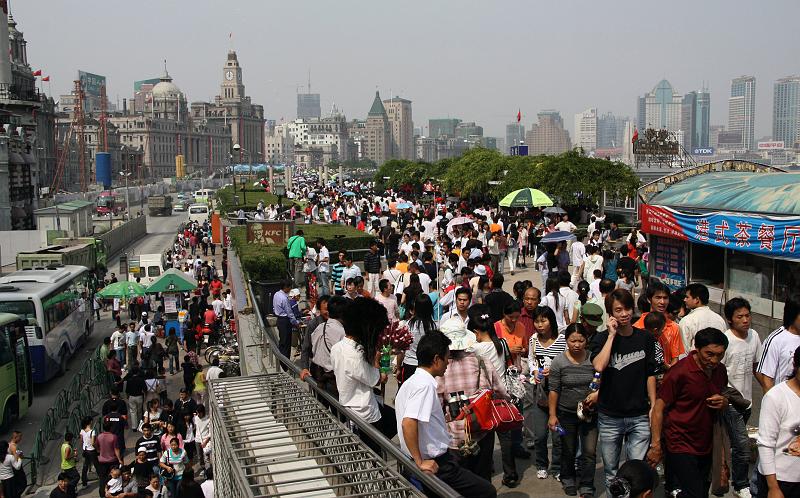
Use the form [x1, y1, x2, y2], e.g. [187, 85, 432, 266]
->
[188, 204, 210, 224]
[194, 189, 212, 204]
[127, 253, 163, 285]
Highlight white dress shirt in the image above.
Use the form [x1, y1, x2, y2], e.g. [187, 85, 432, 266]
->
[679, 305, 727, 350]
[330, 338, 381, 423]
[395, 368, 450, 460]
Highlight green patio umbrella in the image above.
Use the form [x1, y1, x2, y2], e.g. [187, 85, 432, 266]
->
[498, 188, 554, 208]
[97, 281, 147, 299]
[145, 268, 198, 294]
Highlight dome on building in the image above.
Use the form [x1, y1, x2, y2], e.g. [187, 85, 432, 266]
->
[152, 69, 182, 99]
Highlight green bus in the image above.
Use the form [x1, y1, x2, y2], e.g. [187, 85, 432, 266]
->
[0, 313, 32, 431]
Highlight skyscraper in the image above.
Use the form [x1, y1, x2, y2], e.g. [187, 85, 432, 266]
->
[505, 123, 525, 153]
[728, 75, 756, 150]
[681, 90, 711, 150]
[297, 93, 321, 120]
[525, 110, 571, 155]
[365, 91, 390, 164]
[574, 108, 597, 152]
[383, 96, 414, 160]
[597, 113, 628, 149]
[773, 76, 800, 149]
[428, 118, 461, 138]
[638, 80, 682, 132]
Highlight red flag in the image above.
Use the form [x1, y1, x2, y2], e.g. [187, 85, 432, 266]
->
[517, 110, 521, 123]
[42, 76, 50, 82]
[632, 128, 639, 143]
[32, 69, 42, 76]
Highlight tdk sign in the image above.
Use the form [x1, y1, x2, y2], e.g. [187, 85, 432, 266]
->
[692, 147, 714, 156]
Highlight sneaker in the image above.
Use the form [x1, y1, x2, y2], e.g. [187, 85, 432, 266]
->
[537, 469, 548, 479]
[734, 488, 752, 498]
[553, 473, 561, 482]
[502, 474, 519, 488]
[564, 486, 577, 496]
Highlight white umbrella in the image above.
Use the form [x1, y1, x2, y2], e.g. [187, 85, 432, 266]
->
[447, 216, 474, 229]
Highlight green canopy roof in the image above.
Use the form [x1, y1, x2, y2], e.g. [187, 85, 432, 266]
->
[145, 268, 198, 294]
[649, 171, 800, 216]
[368, 91, 386, 116]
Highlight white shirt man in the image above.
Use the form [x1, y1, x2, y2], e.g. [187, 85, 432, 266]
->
[310, 318, 346, 372]
[211, 297, 224, 318]
[555, 219, 577, 232]
[330, 337, 381, 423]
[723, 326, 761, 405]
[205, 363, 224, 381]
[679, 297, 727, 350]
[317, 245, 330, 274]
[395, 369, 450, 462]
[421, 219, 437, 242]
[110, 328, 125, 351]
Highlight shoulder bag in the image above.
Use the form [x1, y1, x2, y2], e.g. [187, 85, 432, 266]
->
[477, 358, 524, 432]
[499, 339, 526, 401]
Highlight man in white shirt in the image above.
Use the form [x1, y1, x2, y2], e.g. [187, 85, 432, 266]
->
[138, 324, 155, 357]
[569, 238, 586, 288]
[309, 297, 348, 398]
[223, 290, 233, 321]
[205, 358, 224, 381]
[339, 255, 362, 290]
[679, 283, 727, 350]
[211, 296, 224, 318]
[755, 293, 800, 393]
[316, 239, 331, 297]
[721, 297, 762, 496]
[554, 214, 577, 233]
[110, 326, 126, 368]
[200, 467, 214, 498]
[439, 288, 471, 328]
[394, 332, 496, 498]
[408, 263, 431, 294]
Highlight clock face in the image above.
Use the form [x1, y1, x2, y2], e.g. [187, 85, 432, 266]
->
[225, 70, 234, 81]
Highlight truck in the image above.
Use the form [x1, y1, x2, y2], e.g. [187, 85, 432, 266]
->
[148, 195, 173, 216]
[95, 190, 126, 215]
[16, 237, 108, 280]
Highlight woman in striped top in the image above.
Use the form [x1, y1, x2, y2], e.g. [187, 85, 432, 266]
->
[528, 306, 567, 480]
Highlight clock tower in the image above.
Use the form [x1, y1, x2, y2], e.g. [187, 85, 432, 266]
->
[220, 50, 245, 100]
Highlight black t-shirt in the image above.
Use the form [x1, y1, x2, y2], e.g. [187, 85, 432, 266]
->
[589, 327, 658, 418]
[103, 411, 126, 437]
[135, 435, 160, 463]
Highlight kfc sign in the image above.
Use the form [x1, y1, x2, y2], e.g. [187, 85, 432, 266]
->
[247, 221, 293, 246]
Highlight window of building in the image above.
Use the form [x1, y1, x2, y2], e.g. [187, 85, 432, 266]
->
[690, 243, 724, 288]
[773, 258, 800, 320]
[727, 250, 773, 317]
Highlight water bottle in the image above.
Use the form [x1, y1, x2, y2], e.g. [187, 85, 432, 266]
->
[379, 345, 391, 374]
[589, 371, 601, 391]
[458, 391, 468, 409]
[554, 423, 566, 436]
[537, 367, 544, 382]
[447, 392, 461, 419]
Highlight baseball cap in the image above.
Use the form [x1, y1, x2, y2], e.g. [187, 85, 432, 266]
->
[580, 302, 604, 327]
[137, 447, 147, 454]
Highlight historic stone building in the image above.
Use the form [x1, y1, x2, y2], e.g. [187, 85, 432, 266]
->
[191, 51, 265, 164]
[364, 91, 390, 165]
[383, 96, 413, 160]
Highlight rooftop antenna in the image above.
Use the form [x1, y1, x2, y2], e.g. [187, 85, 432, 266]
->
[308, 68, 311, 95]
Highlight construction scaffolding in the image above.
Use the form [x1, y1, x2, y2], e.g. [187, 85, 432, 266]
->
[209, 374, 426, 498]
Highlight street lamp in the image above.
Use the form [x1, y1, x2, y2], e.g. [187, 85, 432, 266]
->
[119, 170, 133, 221]
[274, 182, 286, 211]
[233, 143, 249, 205]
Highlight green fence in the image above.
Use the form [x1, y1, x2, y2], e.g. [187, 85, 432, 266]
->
[27, 346, 114, 486]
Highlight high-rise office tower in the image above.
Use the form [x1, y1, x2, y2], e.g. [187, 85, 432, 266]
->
[597, 113, 629, 149]
[505, 123, 525, 153]
[637, 79, 683, 133]
[773, 76, 800, 148]
[574, 108, 597, 152]
[728, 75, 756, 150]
[383, 96, 414, 160]
[525, 110, 571, 155]
[681, 89, 711, 150]
[428, 118, 461, 139]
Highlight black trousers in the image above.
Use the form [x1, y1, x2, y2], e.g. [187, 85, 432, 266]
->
[665, 450, 712, 498]
[81, 449, 99, 486]
[276, 316, 292, 370]
[360, 403, 398, 456]
[428, 451, 497, 498]
[454, 430, 496, 483]
[96, 462, 113, 498]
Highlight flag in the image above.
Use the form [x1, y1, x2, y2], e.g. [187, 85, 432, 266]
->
[632, 128, 639, 143]
[32, 69, 42, 76]
[42, 76, 50, 82]
[516, 110, 521, 123]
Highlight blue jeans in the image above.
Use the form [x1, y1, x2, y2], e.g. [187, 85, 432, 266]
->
[597, 413, 650, 488]
[317, 271, 330, 297]
[532, 403, 561, 474]
[115, 347, 125, 368]
[722, 404, 751, 490]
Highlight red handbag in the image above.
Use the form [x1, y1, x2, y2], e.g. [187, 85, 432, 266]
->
[490, 398, 524, 432]
[458, 389, 494, 431]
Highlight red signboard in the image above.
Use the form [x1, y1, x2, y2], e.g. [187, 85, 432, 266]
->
[640, 204, 688, 240]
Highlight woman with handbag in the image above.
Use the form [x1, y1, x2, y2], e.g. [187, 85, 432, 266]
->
[528, 306, 566, 480]
[469, 306, 521, 488]
[548, 323, 599, 497]
[436, 317, 507, 485]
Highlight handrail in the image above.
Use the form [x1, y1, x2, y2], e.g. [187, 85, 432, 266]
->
[248, 282, 461, 498]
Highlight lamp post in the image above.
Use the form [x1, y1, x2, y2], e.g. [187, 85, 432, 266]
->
[233, 143, 250, 205]
[274, 182, 285, 212]
[119, 170, 132, 221]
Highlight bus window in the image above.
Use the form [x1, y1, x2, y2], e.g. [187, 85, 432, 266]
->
[147, 266, 161, 278]
[43, 284, 80, 334]
[0, 302, 36, 322]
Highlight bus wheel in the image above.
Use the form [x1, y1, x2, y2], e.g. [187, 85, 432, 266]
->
[0, 401, 14, 433]
[58, 350, 68, 376]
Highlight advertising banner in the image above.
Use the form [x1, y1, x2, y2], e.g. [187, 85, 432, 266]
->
[78, 70, 106, 97]
[652, 236, 687, 290]
[247, 221, 293, 246]
[641, 204, 800, 260]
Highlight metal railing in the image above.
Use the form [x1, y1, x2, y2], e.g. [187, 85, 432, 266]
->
[28, 346, 114, 485]
[247, 289, 460, 498]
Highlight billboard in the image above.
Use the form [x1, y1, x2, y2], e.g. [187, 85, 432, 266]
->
[247, 221, 293, 246]
[134, 78, 160, 92]
[78, 70, 106, 97]
[692, 147, 715, 156]
[758, 141, 785, 150]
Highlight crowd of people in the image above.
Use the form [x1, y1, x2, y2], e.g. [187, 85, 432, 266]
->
[277, 184, 800, 498]
[49, 219, 229, 498]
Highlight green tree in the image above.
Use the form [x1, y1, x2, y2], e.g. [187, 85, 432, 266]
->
[442, 147, 507, 197]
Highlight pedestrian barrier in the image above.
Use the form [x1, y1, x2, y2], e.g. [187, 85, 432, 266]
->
[27, 345, 114, 486]
[226, 284, 460, 498]
[98, 215, 148, 259]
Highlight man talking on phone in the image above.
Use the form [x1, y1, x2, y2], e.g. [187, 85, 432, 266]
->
[646, 327, 729, 498]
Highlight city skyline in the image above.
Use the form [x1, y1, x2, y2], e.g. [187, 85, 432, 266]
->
[14, 0, 800, 139]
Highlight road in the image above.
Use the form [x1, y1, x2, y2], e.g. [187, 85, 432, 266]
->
[0, 209, 185, 449]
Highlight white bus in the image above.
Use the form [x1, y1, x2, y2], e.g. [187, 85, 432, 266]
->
[0, 265, 94, 383]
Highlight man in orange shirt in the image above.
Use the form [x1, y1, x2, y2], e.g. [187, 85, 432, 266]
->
[634, 280, 684, 367]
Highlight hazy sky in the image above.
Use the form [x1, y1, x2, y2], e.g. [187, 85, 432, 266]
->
[14, 0, 800, 140]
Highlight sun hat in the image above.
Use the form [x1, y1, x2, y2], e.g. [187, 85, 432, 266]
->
[474, 265, 487, 276]
[439, 317, 476, 351]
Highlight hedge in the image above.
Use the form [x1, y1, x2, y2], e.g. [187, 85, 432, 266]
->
[216, 186, 302, 213]
[230, 224, 375, 282]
